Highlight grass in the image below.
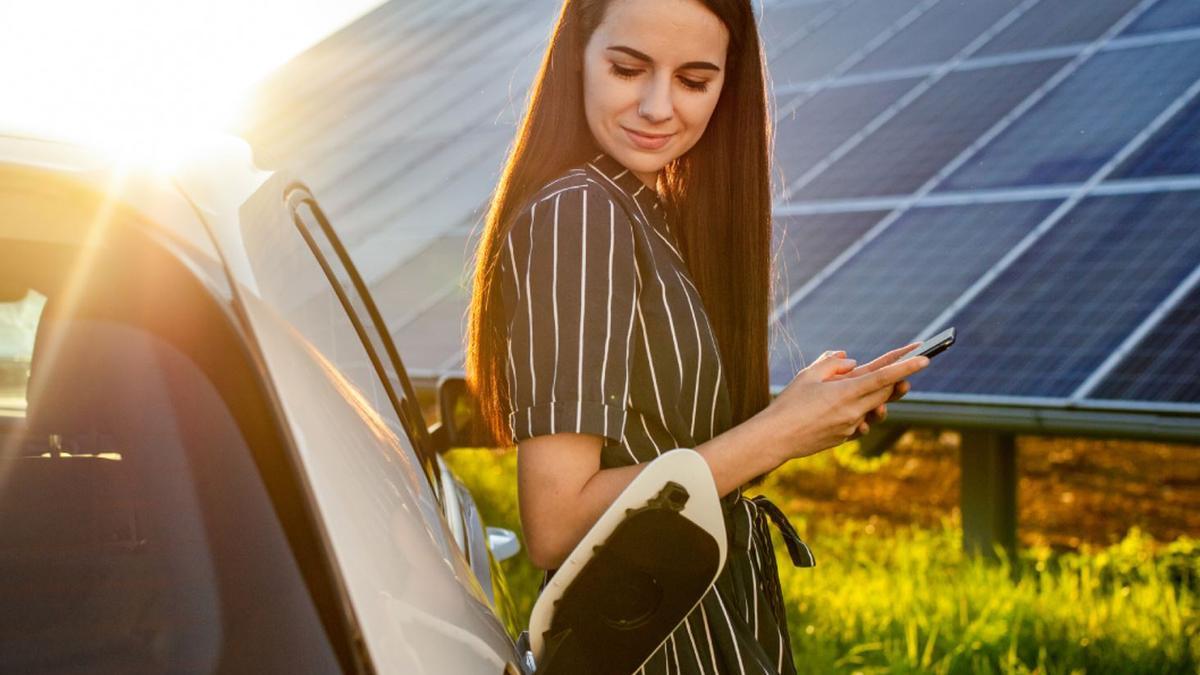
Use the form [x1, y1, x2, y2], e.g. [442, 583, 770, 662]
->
[445, 445, 1199, 674]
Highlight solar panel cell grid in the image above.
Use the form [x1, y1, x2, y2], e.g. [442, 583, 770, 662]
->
[769, 200, 1059, 385]
[392, 286, 471, 373]
[1090, 282, 1200, 403]
[941, 39, 1200, 191]
[909, 190, 1200, 397]
[974, 0, 1143, 57]
[793, 58, 1067, 200]
[1111, 95, 1200, 179]
[773, 78, 918, 190]
[1118, 0, 1200, 36]
[767, 0, 921, 88]
[847, 0, 1017, 75]
[772, 211, 887, 302]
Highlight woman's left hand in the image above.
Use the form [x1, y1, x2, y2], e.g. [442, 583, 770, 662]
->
[821, 342, 921, 440]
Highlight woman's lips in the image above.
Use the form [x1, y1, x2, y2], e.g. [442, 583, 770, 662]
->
[623, 126, 673, 151]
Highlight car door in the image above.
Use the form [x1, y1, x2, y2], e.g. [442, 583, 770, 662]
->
[232, 171, 522, 674]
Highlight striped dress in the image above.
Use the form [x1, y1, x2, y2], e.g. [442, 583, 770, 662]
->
[500, 150, 815, 675]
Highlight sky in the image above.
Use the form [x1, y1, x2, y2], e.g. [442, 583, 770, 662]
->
[0, 0, 384, 163]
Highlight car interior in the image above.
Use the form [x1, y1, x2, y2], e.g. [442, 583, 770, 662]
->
[0, 197, 347, 674]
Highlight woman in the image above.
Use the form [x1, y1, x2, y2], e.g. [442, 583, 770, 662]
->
[464, 0, 931, 672]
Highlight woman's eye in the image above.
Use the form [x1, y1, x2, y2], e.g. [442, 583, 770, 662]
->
[680, 77, 708, 93]
[609, 63, 641, 79]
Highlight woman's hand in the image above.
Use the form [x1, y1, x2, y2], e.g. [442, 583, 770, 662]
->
[758, 344, 930, 463]
[828, 342, 922, 440]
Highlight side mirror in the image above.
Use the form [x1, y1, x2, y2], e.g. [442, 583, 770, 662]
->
[430, 374, 475, 453]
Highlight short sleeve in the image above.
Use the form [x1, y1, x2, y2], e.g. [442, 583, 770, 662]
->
[499, 181, 640, 446]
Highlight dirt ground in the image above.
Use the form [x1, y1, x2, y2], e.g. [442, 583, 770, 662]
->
[770, 428, 1200, 553]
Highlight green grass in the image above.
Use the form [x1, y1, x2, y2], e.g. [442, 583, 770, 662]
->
[445, 447, 1199, 674]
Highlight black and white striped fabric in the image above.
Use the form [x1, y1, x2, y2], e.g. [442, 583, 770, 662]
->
[500, 150, 812, 675]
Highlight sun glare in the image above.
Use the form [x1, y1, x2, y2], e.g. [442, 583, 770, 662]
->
[0, 0, 378, 170]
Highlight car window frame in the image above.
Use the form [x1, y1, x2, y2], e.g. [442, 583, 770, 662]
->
[283, 183, 444, 504]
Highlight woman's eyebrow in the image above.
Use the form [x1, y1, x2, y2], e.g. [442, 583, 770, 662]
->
[606, 45, 721, 71]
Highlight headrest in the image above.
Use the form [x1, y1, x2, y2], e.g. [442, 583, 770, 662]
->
[25, 305, 112, 440]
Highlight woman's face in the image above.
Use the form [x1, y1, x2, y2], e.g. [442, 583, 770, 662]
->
[582, 0, 729, 189]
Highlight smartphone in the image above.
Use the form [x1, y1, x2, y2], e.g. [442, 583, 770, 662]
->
[897, 327, 956, 362]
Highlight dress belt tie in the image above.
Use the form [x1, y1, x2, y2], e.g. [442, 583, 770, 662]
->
[725, 494, 816, 638]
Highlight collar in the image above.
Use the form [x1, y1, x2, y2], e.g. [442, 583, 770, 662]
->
[586, 151, 665, 218]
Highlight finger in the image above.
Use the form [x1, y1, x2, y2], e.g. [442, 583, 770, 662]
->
[819, 357, 857, 382]
[874, 341, 923, 366]
[843, 341, 924, 379]
[855, 356, 929, 398]
[887, 380, 911, 403]
[860, 384, 896, 413]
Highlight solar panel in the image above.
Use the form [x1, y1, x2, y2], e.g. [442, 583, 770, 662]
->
[941, 39, 1200, 191]
[846, 0, 1016, 75]
[769, 200, 1059, 385]
[1111, 95, 1200, 179]
[772, 211, 886, 302]
[242, 0, 1200, 422]
[910, 190, 1200, 397]
[974, 0, 1142, 57]
[792, 58, 1067, 200]
[757, 1, 834, 56]
[1090, 280, 1200, 403]
[369, 234, 472, 330]
[1119, 0, 1200, 36]
[766, 0, 920, 88]
[392, 285, 470, 374]
[773, 78, 918, 189]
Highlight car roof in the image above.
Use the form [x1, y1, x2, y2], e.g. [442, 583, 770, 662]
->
[0, 130, 279, 297]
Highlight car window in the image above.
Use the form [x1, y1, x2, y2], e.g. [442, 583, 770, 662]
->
[285, 188, 442, 500]
[0, 288, 46, 413]
[0, 234, 344, 674]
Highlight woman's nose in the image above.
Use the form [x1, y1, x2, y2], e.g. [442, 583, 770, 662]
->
[638, 77, 674, 124]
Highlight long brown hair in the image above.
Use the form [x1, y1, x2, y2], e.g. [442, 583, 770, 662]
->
[464, 0, 775, 448]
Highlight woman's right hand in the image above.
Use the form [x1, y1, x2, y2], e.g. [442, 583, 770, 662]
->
[759, 347, 931, 463]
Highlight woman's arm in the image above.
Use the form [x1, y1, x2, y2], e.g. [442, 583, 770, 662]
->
[519, 344, 930, 570]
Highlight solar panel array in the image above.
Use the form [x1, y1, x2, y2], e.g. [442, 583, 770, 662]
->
[238, 0, 1200, 417]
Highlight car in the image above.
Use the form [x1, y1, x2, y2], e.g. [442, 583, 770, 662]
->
[0, 131, 530, 674]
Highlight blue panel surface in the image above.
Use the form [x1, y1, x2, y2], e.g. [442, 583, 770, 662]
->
[372, 235, 471, 331]
[795, 59, 1066, 200]
[774, 78, 917, 187]
[772, 211, 887, 303]
[941, 40, 1200, 191]
[910, 190, 1200, 397]
[392, 285, 469, 374]
[770, 200, 1058, 386]
[848, 0, 1017, 75]
[1111, 94, 1200, 179]
[1091, 281, 1200, 403]
[1119, 0, 1200, 36]
[767, 0, 920, 88]
[975, 0, 1141, 57]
